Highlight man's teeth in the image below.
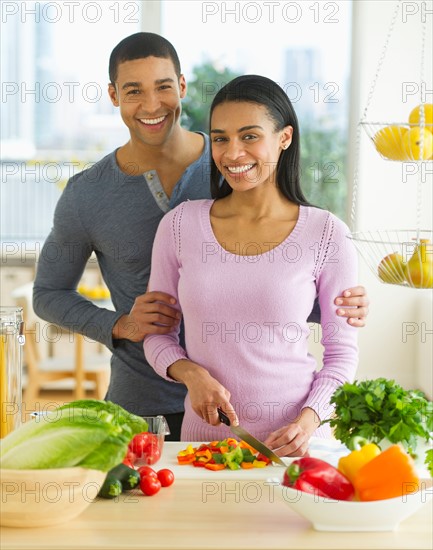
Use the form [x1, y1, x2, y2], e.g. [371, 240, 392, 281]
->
[226, 164, 254, 174]
[140, 116, 165, 125]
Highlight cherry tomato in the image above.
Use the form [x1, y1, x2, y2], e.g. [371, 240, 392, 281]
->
[140, 476, 161, 496]
[142, 442, 161, 465]
[129, 433, 151, 456]
[130, 433, 161, 465]
[157, 469, 175, 487]
[137, 466, 158, 479]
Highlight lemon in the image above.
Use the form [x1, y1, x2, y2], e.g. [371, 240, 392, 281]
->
[373, 126, 408, 160]
[378, 252, 406, 284]
[405, 240, 433, 288]
[77, 283, 110, 300]
[77, 284, 90, 297]
[408, 103, 433, 125]
[99, 286, 111, 299]
[402, 127, 433, 160]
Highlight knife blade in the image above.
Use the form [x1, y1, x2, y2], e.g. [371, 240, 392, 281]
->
[217, 408, 286, 467]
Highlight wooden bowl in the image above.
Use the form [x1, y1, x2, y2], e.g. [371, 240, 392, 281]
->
[0, 467, 106, 528]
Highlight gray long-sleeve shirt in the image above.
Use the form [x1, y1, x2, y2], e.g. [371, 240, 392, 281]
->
[33, 134, 212, 415]
[33, 132, 320, 416]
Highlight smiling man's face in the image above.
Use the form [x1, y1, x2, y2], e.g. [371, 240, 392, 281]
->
[109, 56, 186, 148]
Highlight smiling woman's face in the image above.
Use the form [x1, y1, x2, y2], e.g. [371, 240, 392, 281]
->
[210, 101, 293, 193]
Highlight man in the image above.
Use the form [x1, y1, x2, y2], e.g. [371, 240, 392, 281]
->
[33, 33, 369, 440]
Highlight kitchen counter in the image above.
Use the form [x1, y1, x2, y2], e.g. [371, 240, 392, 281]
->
[2, 442, 432, 550]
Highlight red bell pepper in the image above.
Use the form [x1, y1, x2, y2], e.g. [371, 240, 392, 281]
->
[283, 457, 355, 501]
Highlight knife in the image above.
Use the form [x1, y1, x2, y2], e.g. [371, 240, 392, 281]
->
[217, 408, 286, 467]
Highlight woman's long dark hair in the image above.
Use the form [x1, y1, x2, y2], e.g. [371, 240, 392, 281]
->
[210, 75, 311, 206]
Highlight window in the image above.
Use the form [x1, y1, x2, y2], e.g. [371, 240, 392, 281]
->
[162, 0, 353, 219]
[1, 0, 140, 243]
[1, 0, 352, 247]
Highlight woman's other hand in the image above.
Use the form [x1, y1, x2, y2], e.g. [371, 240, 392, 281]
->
[263, 407, 320, 457]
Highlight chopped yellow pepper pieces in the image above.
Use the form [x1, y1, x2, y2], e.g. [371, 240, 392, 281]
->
[178, 444, 195, 457]
[252, 460, 267, 468]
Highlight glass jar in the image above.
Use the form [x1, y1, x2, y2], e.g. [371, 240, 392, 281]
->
[0, 307, 25, 438]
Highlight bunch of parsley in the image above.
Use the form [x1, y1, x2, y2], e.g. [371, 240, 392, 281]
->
[322, 378, 432, 464]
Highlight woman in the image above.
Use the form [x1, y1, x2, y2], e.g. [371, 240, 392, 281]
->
[143, 75, 358, 456]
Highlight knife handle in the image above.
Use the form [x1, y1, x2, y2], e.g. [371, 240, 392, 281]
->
[217, 408, 231, 426]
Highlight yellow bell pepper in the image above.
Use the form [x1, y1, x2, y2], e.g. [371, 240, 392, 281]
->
[338, 442, 381, 484]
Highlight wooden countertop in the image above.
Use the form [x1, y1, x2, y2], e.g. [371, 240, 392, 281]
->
[2, 442, 432, 550]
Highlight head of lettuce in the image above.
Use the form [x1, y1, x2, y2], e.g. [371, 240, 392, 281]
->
[0, 400, 148, 472]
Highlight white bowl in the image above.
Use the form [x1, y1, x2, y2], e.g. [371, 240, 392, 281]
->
[0, 467, 106, 528]
[269, 478, 432, 532]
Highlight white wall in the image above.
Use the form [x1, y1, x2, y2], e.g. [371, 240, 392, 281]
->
[309, 0, 433, 396]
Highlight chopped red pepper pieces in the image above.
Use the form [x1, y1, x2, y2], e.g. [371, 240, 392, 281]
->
[177, 445, 195, 457]
[256, 453, 271, 465]
[195, 449, 213, 462]
[204, 463, 226, 471]
[176, 439, 273, 471]
[192, 460, 207, 467]
[177, 454, 195, 465]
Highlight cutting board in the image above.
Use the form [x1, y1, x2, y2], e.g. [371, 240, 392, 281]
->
[155, 438, 349, 480]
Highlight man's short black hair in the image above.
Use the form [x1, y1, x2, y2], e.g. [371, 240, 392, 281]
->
[109, 32, 181, 84]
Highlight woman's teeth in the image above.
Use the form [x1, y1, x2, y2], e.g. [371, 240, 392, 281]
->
[226, 164, 254, 174]
[140, 116, 166, 125]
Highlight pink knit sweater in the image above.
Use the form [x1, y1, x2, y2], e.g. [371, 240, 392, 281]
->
[144, 199, 358, 441]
